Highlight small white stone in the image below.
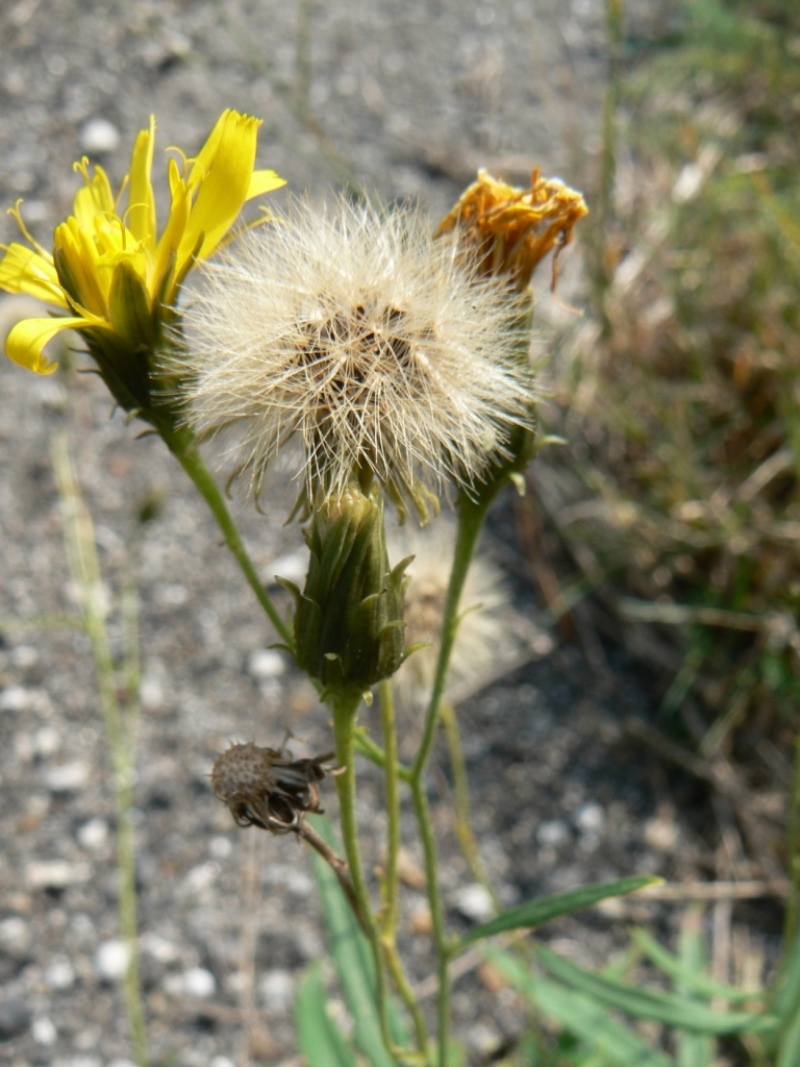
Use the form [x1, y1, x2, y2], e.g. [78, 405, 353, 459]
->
[643, 814, 679, 853]
[31, 1015, 57, 1045]
[208, 835, 233, 860]
[210, 1058, 236, 1067]
[45, 956, 76, 989]
[95, 940, 130, 982]
[574, 801, 605, 836]
[0, 685, 37, 712]
[45, 761, 90, 793]
[77, 818, 108, 851]
[451, 883, 494, 922]
[259, 969, 294, 1010]
[33, 725, 62, 758]
[537, 819, 570, 847]
[285, 869, 314, 896]
[80, 117, 120, 154]
[140, 674, 165, 711]
[140, 933, 181, 964]
[248, 648, 286, 679]
[26, 860, 90, 889]
[0, 916, 32, 956]
[182, 967, 216, 999]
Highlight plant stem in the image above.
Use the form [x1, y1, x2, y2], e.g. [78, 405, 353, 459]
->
[379, 679, 401, 936]
[331, 692, 396, 1057]
[408, 490, 494, 1067]
[52, 436, 150, 1067]
[156, 420, 293, 647]
[378, 680, 429, 1055]
[412, 492, 491, 781]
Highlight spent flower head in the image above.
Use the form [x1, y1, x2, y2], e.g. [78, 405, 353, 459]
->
[435, 168, 588, 292]
[0, 109, 284, 418]
[178, 196, 536, 521]
[211, 741, 336, 834]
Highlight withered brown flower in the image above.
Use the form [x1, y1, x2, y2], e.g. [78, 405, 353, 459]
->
[211, 741, 337, 834]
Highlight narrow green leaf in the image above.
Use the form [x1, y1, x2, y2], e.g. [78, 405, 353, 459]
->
[770, 929, 800, 1030]
[776, 1003, 800, 1067]
[308, 815, 406, 1063]
[675, 917, 715, 1067]
[296, 962, 358, 1067]
[536, 943, 776, 1036]
[488, 948, 672, 1067]
[458, 875, 660, 948]
[633, 929, 763, 1005]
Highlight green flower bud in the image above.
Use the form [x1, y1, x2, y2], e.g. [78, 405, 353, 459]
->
[281, 488, 409, 699]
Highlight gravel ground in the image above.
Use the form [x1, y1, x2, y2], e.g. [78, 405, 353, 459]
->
[0, 2, 731, 1066]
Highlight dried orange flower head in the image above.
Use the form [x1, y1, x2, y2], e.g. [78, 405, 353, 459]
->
[435, 168, 588, 291]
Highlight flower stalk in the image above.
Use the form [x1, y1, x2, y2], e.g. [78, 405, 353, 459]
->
[152, 415, 293, 647]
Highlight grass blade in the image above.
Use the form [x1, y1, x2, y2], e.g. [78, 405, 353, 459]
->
[458, 876, 659, 948]
[307, 815, 404, 1065]
[296, 962, 358, 1067]
[536, 943, 775, 1036]
[488, 948, 672, 1067]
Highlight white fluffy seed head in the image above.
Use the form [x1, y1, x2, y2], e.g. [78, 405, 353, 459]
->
[177, 196, 536, 519]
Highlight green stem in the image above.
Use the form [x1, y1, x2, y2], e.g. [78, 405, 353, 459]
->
[355, 729, 413, 783]
[379, 679, 401, 935]
[412, 492, 492, 782]
[156, 420, 293, 647]
[408, 490, 495, 1067]
[331, 692, 395, 1057]
[378, 680, 429, 1055]
[410, 778, 452, 1067]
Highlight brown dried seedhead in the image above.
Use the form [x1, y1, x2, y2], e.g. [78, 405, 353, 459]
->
[211, 741, 338, 835]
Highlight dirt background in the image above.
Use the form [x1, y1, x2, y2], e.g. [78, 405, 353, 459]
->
[0, 2, 746, 1066]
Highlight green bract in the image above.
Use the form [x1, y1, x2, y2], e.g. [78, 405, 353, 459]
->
[281, 489, 411, 699]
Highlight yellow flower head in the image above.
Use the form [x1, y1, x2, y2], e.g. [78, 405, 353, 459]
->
[0, 109, 285, 403]
[435, 168, 588, 291]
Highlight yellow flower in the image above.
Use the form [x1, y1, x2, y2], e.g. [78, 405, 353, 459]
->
[0, 109, 285, 385]
[435, 168, 588, 291]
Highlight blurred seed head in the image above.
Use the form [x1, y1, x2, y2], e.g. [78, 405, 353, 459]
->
[390, 520, 519, 708]
[177, 196, 536, 521]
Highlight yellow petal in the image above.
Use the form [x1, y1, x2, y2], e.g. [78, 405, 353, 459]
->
[177, 109, 262, 266]
[246, 168, 286, 201]
[72, 162, 116, 229]
[5, 315, 105, 374]
[54, 219, 108, 315]
[154, 158, 191, 301]
[0, 243, 66, 305]
[127, 116, 157, 250]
